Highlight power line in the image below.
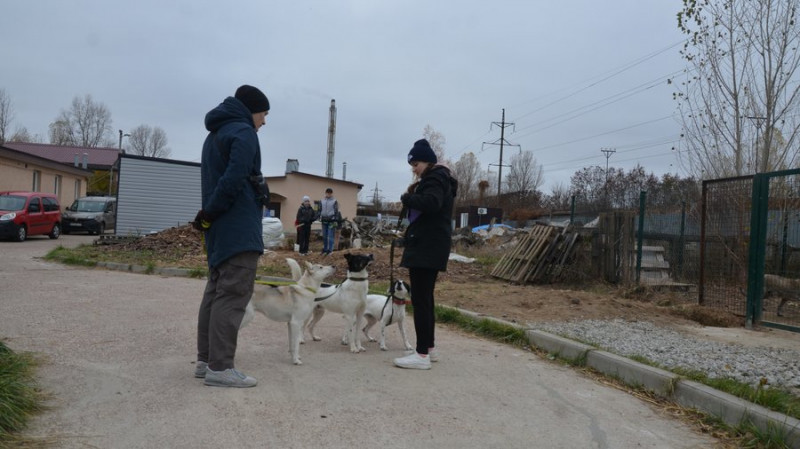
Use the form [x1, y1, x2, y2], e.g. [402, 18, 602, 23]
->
[449, 40, 689, 163]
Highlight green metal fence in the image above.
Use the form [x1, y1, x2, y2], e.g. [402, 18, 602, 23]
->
[700, 170, 800, 332]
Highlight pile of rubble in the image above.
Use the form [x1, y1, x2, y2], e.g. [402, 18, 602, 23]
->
[338, 217, 526, 250]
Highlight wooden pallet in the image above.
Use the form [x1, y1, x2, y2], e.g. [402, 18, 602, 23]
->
[490, 225, 559, 283]
[491, 224, 583, 284]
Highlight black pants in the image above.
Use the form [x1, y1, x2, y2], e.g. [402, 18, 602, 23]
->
[409, 267, 438, 355]
[297, 223, 311, 253]
[197, 251, 259, 371]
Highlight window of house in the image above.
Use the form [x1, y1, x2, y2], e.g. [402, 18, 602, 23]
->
[32, 170, 41, 192]
[54, 175, 62, 196]
[74, 179, 81, 199]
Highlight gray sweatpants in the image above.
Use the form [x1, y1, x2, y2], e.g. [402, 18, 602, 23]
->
[197, 251, 260, 372]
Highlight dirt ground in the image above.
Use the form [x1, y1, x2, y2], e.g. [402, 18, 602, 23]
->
[277, 245, 742, 329]
[121, 225, 741, 331]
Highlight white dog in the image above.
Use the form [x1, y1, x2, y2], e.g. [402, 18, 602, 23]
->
[298, 253, 374, 353]
[240, 258, 335, 365]
[363, 280, 413, 351]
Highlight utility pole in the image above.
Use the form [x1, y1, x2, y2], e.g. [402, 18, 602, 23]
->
[482, 109, 519, 200]
[601, 148, 616, 182]
[118, 129, 130, 150]
[371, 182, 382, 207]
[745, 116, 767, 173]
[601, 147, 616, 205]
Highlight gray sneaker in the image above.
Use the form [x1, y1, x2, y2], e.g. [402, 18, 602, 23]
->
[204, 368, 257, 388]
[194, 361, 208, 378]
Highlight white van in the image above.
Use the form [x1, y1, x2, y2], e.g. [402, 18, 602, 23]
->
[61, 196, 117, 235]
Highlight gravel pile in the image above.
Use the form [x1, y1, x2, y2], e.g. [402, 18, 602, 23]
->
[533, 319, 800, 390]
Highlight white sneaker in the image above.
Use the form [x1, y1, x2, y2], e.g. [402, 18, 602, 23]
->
[394, 352, 431, 370]
[404, 348, 439, 362]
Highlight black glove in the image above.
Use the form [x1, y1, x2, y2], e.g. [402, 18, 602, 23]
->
[392, 238, 405, 248]
[250, 175, 270, 207]
[192, 210, 214, 231]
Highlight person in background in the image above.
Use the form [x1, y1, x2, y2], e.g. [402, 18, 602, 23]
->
[393, 138, 458, 370]
[318, 187, 339, 256]
[193, 84, 270, 387]
[295, 195, 316, 255]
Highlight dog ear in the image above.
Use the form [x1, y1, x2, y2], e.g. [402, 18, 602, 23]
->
[304, 261, 313, 270]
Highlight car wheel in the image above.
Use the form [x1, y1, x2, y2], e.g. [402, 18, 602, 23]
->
[48, 223, 61, 240]
[15, 225, 27, 242]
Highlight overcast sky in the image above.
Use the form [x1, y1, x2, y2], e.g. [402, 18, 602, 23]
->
[2, 1, 687, 205]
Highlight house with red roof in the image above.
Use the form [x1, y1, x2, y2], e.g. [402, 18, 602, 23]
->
[0, 142, 120, 199]
[0, 143, 96, 206]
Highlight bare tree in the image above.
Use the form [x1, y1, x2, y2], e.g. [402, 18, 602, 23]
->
[9, 127, 41, 143]
[676, 0, 800, 178]
[505, 150, 544, 195]
[48, 120, 72, 145]
[422, 124, 447, 163]
[49, 94, 114, 147]
[543, 182, 572, 211]
[451, 152, 482, 206]
[0, 89, 13, 144]
[127, 125, 171, 158]
[570, 165, 609, 211]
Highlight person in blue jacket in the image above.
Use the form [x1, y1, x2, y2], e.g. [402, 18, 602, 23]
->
[393, 138, 458, 370]
[193, 85, 270, 387]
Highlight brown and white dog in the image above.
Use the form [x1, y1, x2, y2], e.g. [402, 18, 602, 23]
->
[362, 280, 413, 351]
[240, 258, 335, 365]
[763, 274, 800, 317]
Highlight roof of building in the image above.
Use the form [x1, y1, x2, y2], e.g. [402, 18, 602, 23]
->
[2, 142, 121, 168]
[0, 145, 92, 177]
[266, 170, 363, 190]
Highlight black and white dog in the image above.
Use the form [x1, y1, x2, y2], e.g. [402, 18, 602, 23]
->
[362, 280, 413, 351]
[297, 253, 374, 353]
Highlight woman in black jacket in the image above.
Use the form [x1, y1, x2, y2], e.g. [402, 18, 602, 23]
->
[394, 139, 458, 370]
[295, 195, 316, 255]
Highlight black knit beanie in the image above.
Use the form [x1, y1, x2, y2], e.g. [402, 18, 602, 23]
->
[407, 139, 437, 164]
[235, 85, 270, 113]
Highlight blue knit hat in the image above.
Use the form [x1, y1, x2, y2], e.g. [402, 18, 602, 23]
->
[407, 139, 437, 164]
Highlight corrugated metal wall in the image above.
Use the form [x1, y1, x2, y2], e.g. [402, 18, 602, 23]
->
[116, 155, 201, 235]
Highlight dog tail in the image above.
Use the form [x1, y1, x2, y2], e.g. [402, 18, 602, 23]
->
[286, 258, 303, 281]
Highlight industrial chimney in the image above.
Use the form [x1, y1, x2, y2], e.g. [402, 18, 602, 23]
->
[326, 99, 336, 178]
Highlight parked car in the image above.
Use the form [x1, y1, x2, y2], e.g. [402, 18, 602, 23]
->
[0, 191, 62, 241]
[61, 196, 117, 235]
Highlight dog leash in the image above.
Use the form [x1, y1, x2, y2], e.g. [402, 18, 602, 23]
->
[254, 279, 318, 294]
[381, 239, 400, 323]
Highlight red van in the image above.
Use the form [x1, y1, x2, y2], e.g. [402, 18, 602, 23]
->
[0, 191, 62, 241]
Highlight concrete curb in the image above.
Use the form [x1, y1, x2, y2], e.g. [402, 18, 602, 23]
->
[526, 327, 800, 448]
[91, 264, 800, 447]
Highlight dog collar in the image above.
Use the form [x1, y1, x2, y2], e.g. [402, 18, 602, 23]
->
[391, 294, 411, 305]
[347, 277, 368, 282]
[314, 286, 340, 302]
